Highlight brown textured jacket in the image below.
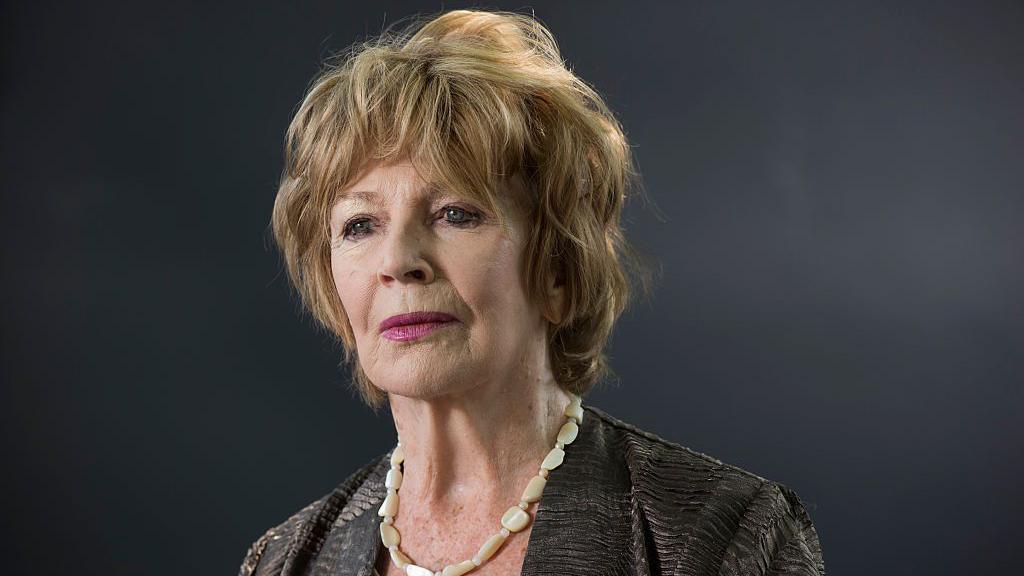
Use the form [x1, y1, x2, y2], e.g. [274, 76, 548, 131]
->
[238, 405, 825, 575]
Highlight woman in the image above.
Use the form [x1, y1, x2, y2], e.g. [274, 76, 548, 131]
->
[240, 8, 824, 576]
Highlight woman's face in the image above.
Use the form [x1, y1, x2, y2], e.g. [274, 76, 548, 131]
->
[329, 159, 549, 400]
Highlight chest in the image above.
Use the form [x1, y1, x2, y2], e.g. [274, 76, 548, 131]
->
[374, 525, 532, 576]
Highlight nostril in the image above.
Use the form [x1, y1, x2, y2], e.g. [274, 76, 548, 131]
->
[407, 269, 426, 281]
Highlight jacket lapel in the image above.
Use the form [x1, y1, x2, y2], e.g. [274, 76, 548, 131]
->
[310, 454, 390, 576]
[520, 405, 640, 576]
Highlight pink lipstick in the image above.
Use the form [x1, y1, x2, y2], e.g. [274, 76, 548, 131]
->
[379, 311, 458, 342]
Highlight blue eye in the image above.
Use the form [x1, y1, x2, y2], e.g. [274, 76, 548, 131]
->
[442, 205, 481, 225]
[342, 218, 373, 239]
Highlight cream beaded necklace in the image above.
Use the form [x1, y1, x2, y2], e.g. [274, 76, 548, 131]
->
[376, 393, 583, 576]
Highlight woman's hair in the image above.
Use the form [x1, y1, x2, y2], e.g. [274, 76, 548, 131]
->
[270, 8, 654, 409]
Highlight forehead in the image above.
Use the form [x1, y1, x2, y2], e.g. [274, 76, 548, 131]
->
[334, 161, 441, 205]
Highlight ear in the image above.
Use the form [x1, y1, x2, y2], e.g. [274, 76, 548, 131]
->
[542, 272, 566, 326]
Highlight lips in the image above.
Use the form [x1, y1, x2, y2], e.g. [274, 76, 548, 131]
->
[379, 311, 457, 333]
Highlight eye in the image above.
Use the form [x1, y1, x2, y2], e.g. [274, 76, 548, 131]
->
[440, 205, 481, 227]
[341, 217, 374, 240]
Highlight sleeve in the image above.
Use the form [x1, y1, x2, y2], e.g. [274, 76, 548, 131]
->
[718, 480, 826, 576]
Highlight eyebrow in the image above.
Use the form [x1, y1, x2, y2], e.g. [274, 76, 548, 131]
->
[335, 182, 447, 205]
[335, 190, 379, 205]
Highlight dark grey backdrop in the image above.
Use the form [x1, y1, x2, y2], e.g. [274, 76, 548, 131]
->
[3, 1, 1021, 574]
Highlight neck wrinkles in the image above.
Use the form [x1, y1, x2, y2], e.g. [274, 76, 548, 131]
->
[386, 377, 572, 510]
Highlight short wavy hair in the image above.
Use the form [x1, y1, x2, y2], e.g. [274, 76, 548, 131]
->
[270, 8, 654, 410]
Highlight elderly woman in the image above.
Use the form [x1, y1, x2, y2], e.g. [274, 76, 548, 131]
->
[239, 9, 824, 576]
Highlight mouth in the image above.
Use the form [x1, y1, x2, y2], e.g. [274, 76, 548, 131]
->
[379, 311, 458, 342]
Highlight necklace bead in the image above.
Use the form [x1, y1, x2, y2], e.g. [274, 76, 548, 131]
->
[379, 393, 582, 575]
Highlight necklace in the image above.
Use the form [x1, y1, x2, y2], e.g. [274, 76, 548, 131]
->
[377, 392, 583, 576]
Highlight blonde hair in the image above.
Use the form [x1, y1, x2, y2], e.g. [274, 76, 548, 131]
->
[270, 8, 654, 409]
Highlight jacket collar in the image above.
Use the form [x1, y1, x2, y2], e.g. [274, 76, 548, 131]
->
[317, 405, 634, 576]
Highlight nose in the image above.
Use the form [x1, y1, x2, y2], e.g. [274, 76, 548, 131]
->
[376, 222, 435, 286]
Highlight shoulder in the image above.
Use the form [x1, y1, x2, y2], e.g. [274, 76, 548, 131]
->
[237, 453, 388, 576]
[584, 405, 825, 575]
[583, 404, 775, 492]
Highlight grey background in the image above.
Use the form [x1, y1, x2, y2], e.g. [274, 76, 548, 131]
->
[2, 1, 1021, 574]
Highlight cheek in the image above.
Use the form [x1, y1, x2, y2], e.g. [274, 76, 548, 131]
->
[452, 234, 530, 323]
[331, 256, 372, 333]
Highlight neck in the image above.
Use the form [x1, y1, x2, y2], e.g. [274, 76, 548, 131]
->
[387, 375, 572, 510]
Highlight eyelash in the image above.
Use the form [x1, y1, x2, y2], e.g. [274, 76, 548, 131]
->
[341, 205, 483, 240]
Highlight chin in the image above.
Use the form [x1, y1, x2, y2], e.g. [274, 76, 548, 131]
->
[370, 365, 477, 401]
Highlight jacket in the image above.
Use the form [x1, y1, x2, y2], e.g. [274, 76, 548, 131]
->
[238, 404, 825, 575]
